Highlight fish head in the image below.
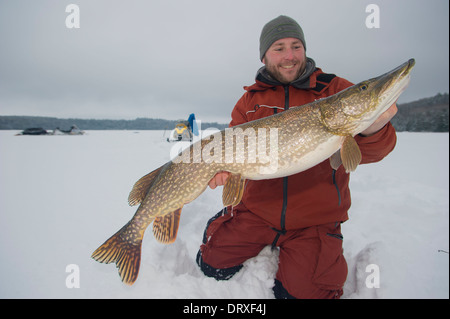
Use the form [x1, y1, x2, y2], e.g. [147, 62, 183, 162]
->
[321, 58, 415, 135]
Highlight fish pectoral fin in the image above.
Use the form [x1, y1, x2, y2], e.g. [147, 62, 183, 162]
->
[222, 173, 246, 207]
[153, 208, 182, 244]
[128, 164, 166, 206]
[340, 135, 362, 173]
[329, 150, 342, 170]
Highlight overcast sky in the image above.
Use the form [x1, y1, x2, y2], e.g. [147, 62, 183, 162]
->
[0, 0, 448, 122]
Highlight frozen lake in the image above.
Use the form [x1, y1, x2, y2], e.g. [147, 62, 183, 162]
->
[0, 130, 448, 298]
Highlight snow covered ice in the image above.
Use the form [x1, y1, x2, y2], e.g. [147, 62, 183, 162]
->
[0, 130, 448, 298]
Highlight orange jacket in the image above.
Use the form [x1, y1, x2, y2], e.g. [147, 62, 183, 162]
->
[230, 67, 397, 230]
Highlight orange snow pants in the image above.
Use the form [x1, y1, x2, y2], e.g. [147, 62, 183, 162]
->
[198, 208, 348, 299]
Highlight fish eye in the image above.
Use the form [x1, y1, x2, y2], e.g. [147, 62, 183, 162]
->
[360, 84, 368, 91]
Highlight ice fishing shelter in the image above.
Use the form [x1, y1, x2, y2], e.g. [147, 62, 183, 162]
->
[20, 127, 48, 135]
[17, 125, 84, 136]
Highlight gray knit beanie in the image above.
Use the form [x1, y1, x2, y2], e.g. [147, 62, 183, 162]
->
[259, 15, 306, 61]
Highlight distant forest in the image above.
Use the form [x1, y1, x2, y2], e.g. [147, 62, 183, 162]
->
[0, 116, 228, 131]
[390, 93, 448, 132]
[0, 93, 448, 132]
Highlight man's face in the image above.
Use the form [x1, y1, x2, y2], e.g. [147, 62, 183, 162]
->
[262, 38, 306, 84]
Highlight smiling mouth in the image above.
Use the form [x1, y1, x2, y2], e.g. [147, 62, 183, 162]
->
[281, 65, 295, 69]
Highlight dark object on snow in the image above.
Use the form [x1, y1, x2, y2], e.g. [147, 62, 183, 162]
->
[21, 127, 48, 135]
[53, 125, 84, 135]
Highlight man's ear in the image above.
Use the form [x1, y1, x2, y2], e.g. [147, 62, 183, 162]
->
[262, 56, 266, 64]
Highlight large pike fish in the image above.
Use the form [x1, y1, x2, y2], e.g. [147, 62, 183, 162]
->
[92, 59, 415, 285]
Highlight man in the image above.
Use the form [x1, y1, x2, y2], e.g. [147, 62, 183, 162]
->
[196, 15, 397, 299]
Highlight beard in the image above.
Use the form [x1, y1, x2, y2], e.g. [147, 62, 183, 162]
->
[265, 56, 307, 84]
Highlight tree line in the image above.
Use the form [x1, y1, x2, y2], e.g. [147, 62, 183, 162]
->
[390, 93, 448, 132]
[0, 116, 228, 131]
[0, 93, 448, 132]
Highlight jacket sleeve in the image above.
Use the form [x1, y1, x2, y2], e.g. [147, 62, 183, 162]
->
[354, 121, 397, 164]
[229, 93, 250, 127]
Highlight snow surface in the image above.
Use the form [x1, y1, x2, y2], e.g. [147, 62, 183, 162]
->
[0, 130, 448, 299]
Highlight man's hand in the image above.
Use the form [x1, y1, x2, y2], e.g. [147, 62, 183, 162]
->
[208, 171, 231, 189]
[360, 103, 398, 137]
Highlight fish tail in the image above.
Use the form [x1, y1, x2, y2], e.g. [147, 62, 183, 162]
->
[91, 222, 142, 285]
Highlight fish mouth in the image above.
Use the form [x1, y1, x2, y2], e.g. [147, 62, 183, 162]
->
[392, 58, 415, 93]
[380, 58, 415, 80]
[397, 58, 415, 80]
[380, 58, 415, 85]
[398, 58, 415, 75]
[377, 58, 415, 107]
[406, 58, 415, 70]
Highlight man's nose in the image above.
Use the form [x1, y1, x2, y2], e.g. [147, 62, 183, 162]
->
[283, 48, 295, 60]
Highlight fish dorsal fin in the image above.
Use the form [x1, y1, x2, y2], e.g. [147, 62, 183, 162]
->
[128, 165, 165, 206]
[340, 135, 362, 173]
[222, 173, 246, 207]
[153, 208, 182, 244]
[329, 150, 342, 170]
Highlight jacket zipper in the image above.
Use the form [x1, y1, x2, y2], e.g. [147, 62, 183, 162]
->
[332, 169, 342, 206]
[271, 85, 290, 249]
[280, 85, 290, 231]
